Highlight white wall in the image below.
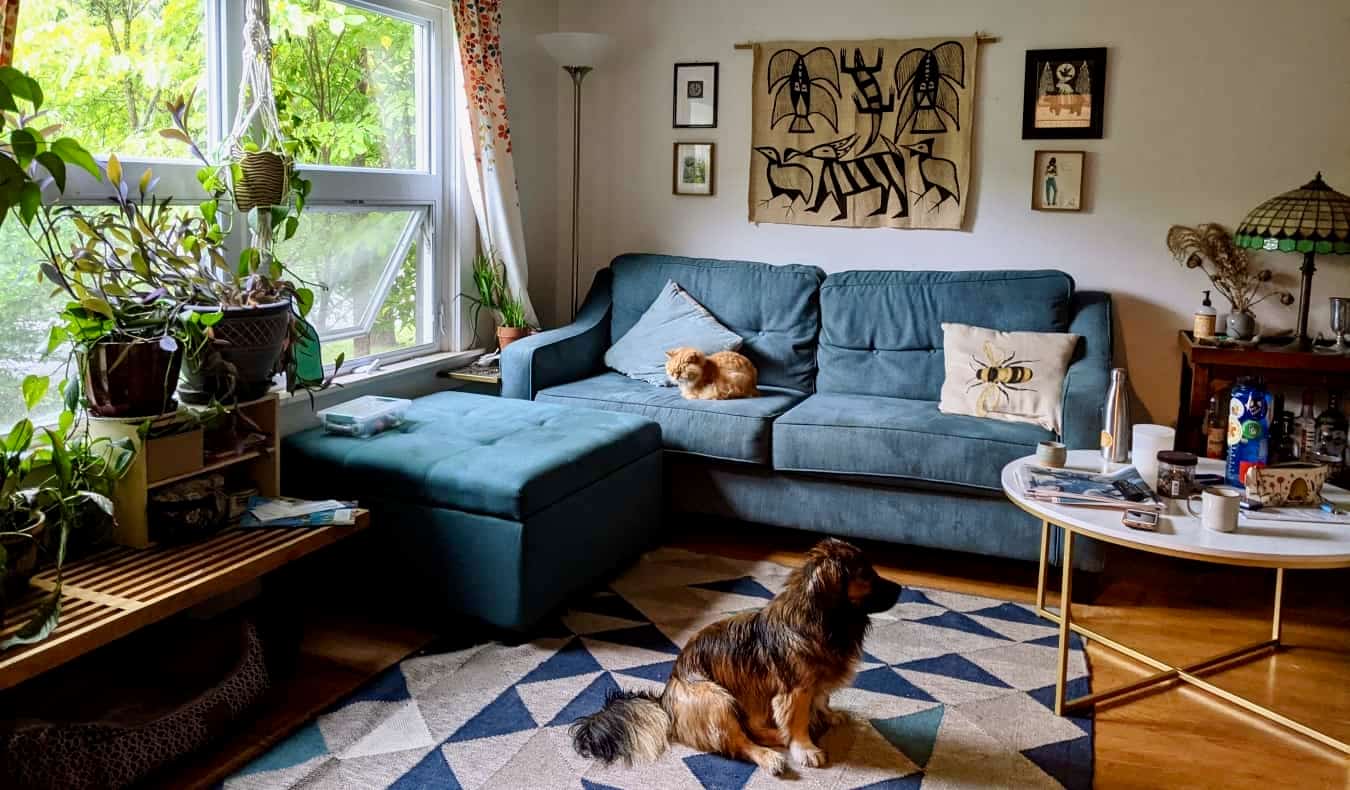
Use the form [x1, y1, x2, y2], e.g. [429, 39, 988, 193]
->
[517, 0, 1350, 422]
[500, 0, 563, 327]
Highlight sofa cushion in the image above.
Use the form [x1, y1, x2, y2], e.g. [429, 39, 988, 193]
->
[604, 279, 744, 386]
[773, 392, 1054, 490]
[537, 372, 806, 464]
[609, 254, 825, 392]
[283, 391, 661, 520]
[817, 269, 1076, 400]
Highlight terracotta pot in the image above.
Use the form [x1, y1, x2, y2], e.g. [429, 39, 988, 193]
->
[180, 301, 292, 405]
[496, 326, 532, 351]
[82, 339, 183, 418]
[1, 509, 46, 599]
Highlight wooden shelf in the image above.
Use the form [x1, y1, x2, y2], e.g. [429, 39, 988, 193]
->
[147, 447, 273, 490]
[0, 514, 370, 692]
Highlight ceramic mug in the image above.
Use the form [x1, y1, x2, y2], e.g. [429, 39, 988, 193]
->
[1036, 441, 1067, 468]
[1186, 485, 1242, 533]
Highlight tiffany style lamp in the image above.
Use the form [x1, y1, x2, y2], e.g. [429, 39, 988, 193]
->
[1235, 172, 1350, 352]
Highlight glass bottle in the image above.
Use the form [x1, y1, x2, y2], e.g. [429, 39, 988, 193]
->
[1295, 391, 1317, 460]
[1273, 411, 1297, 464]
[1205, 394, 1227, 460]
[1314, 391, 1348, 473]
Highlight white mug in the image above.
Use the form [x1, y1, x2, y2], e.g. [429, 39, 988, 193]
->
[1186, 485, 1242, 533]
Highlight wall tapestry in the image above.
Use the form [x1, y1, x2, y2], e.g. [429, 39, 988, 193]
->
[749, 37, 977, 230]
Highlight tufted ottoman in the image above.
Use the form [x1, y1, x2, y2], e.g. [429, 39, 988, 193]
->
[283, 391, 663, 630]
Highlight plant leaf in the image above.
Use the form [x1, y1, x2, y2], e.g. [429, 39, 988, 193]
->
[200, 310, 224, 327]
[106, 154, 122, 188]
[295, 287, 315, 317]
[51, 138, 101, 180]
[36, 151, 65, 191]
[77, 491, 115, 517]
[0, 587, 61, 650]
[9, 127, 36, 166]
[79, 296, 114, 318]
[17, 181, 39, 226]
[21, 374, 47, 411]
[5, 418, 33, 452]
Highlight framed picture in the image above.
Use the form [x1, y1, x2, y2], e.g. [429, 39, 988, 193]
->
[1022, 48, 1106, 139]
[1031, 150, 1085, 211]
[673, 62, 718, 128]
[673, 142, 715, 196]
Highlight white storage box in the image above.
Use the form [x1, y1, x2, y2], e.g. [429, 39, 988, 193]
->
[316, 396, 412, 438]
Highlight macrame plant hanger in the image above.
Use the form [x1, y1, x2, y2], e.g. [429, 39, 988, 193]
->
[226, 0, 291, 265]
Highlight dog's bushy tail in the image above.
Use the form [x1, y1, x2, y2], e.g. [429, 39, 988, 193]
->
[570, 688, 671, 766]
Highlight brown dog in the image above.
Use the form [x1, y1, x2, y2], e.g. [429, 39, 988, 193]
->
[570, 539, 902, 775]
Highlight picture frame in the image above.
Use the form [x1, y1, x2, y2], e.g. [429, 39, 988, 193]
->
[1031, 150, 1085, 211]
[1022, 48, 1107, 139]
[673, 62, 718, 128]
[673, 142, 715, 196]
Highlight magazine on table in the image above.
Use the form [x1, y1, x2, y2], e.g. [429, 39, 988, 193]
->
[1018, 464, 1162, 511]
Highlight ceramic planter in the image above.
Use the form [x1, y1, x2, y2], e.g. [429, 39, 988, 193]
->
[180, 301, 292, 405]
[1, 509, 46, 599]
[82, 339, 183, 418]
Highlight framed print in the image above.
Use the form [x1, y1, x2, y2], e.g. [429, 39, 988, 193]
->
[673, 62, 718, 128]
[1031, 150, 1085, 211]
[1022, 48, 1106, 139]
[673, 142, 715, 196]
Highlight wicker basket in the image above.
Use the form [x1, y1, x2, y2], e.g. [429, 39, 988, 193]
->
[233, 150, 290, 212]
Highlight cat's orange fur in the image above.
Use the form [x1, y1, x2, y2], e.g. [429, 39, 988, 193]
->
[665, 347, 760, 400]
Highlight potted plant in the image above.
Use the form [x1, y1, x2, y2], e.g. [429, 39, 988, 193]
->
[0, 66, 102, 228]
[1167, 223, 1295, 340]
[467, 249, 536, 351]
[29, 157, 211, 417]
[161, 94, 335, 404]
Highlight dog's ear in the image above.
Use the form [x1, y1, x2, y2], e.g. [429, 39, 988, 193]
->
[804, 553, 846, 602]
[666, 349, 678, 358]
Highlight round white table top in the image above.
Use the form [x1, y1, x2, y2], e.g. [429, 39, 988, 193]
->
[1002, 450, 1350, 569]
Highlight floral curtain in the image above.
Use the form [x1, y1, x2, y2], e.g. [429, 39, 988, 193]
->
[452, 0, 537, 327]
[0, 0, 20, 66]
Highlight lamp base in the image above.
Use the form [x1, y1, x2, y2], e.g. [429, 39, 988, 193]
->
[1278, 335, 1315, 353]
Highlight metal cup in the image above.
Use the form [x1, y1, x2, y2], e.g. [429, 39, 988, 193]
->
[1322, 297, 1350, 354]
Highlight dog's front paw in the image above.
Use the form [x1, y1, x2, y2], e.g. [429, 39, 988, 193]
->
[791, 743, 828, 768]
[754, 748, 790, 776]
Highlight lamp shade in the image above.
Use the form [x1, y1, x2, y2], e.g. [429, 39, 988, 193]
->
[1235, 172, 1350, 255]
[537, 32, 614, 68]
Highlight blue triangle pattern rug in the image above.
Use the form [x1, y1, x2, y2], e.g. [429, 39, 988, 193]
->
[227, 548, 1092, 789]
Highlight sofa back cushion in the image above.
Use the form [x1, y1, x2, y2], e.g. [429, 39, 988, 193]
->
[609, 254, 826, 392]
[817, 269, 1076, 400]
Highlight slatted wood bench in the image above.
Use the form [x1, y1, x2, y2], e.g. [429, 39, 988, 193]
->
[0, 515, 369, 691]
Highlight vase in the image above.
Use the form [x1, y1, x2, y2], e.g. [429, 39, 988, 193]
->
[1226, 312, 1257, 340]
[81, 339, 183, 418]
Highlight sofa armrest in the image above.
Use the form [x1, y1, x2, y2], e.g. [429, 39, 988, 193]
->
[501, 269, 613, 400]
[1060, 291, 1113, 449]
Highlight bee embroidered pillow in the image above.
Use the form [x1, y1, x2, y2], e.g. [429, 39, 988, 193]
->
[938, 323, 1080, 433]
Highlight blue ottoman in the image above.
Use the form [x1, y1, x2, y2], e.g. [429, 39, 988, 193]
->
[284, 391, 663, 630]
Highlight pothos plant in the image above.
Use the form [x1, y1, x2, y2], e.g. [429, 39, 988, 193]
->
[161, 92, 340, 393]
[0, 66, 102, 230]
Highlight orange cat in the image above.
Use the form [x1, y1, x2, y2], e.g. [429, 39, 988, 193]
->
[665, 347, 759, 400]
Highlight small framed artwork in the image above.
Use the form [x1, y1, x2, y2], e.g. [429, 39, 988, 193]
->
[673, 62, 718, 128]
[1022, 48, 1107, 139]
[673, 142, 715, 196]
[1031, 150, 1085, 211]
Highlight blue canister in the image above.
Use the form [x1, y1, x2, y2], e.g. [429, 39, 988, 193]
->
[1226, 376, 1273, 487]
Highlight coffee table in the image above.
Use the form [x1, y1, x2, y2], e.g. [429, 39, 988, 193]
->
[1002, 450, 1350, 754]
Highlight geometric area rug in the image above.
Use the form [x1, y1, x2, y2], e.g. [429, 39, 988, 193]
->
[226, 548, 1092, 789]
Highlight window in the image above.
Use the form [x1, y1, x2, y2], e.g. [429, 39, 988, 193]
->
[0, 0, 454, 425]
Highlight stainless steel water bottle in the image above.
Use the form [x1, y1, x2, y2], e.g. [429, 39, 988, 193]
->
[1101, 368, 1130, 463]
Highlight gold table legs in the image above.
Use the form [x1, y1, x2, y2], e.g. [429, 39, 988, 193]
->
[1035, 520, 1350, 755]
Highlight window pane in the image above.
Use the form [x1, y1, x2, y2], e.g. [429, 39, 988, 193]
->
[271, 0, 422, 170]
[0, 223, 65, 425]
[276, 209, 428, 364]
[15, 0, 208, 159]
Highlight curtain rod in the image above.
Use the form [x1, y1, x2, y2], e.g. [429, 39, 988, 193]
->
[733, 33, 999, 50]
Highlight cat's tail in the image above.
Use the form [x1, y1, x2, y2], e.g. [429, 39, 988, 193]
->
[570, 688, 671, 766]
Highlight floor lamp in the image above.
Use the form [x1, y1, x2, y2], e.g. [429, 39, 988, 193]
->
[538, 32, 614, 320]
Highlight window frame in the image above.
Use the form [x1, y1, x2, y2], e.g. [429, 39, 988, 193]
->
[25, 0, 466, 375]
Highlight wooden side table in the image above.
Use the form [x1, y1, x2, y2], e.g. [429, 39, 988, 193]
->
[1177, 332, 1350, 454]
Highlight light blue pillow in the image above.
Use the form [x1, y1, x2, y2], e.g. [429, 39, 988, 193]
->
[604, 280, 743, 386]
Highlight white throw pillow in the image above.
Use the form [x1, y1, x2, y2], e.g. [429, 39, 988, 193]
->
[938, 323, 1080, 433]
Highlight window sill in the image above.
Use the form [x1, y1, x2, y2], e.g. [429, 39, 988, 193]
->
[276, 349, 485, 425]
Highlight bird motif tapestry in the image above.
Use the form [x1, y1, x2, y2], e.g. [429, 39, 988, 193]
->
[749, 37, 977, 230]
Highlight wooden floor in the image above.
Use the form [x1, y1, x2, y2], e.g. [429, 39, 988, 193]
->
[136, 523, 1349, 788]
[675, 524, 1350, 790]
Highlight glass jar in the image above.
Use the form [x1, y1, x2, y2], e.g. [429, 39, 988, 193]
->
[1156, 451, 1199, 499]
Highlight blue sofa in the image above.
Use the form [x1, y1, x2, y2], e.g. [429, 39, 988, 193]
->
[502, 254, 1112, 571]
